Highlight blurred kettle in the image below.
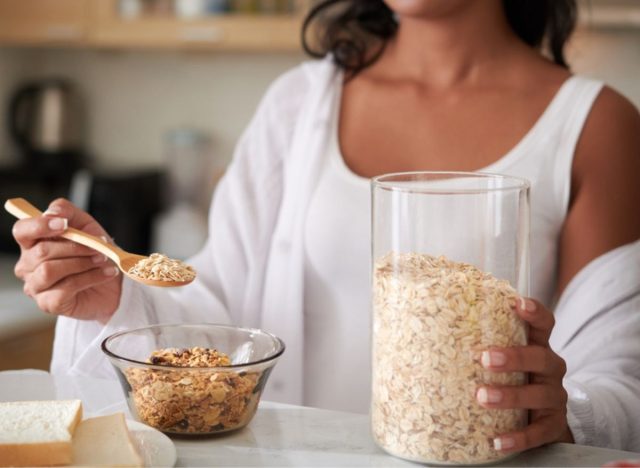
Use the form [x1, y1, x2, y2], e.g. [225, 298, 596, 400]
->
[8, 78, 85, 174]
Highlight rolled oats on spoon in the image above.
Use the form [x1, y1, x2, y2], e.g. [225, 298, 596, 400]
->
[127, 253, 196, 284]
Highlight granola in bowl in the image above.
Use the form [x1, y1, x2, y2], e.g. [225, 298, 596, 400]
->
[102, 324, 285, 436]
[125, 347, 260, 434]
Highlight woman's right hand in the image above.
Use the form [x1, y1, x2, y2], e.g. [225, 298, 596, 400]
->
[12, 198, 123, 323]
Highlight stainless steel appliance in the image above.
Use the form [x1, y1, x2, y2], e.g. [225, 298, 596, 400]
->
[8, 78, 85, 176]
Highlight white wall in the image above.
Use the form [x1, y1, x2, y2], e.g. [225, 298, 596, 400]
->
[569, 27, 640, 108]
[5, 48, 303, 170]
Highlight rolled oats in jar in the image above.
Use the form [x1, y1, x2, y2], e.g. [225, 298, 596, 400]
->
[371, 172, 530, 465]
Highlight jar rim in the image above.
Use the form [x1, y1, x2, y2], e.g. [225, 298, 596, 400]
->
[371, 171, 530, 194]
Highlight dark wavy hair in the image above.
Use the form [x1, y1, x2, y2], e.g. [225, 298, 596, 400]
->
[302, 0, 577, 76]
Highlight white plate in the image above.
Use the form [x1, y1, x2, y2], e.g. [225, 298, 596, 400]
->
[126, 420, 177, 467]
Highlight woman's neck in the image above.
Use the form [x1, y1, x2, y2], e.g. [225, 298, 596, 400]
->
[380, 1, 522, 89]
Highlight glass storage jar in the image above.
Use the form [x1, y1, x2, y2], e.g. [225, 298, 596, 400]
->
[371, 172, 530, 465]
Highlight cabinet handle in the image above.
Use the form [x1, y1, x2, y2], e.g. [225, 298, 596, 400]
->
[179, 26, 223, 43]
[45, 24, 82, 41]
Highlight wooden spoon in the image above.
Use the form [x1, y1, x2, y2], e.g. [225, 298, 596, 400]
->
[4, 197, 195, 288]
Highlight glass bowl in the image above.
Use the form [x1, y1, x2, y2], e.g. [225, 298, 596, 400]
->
[101, 323, 285, 436]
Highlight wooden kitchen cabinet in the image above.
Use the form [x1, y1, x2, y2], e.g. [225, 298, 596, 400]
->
[0, 324, 55, 371]
[90, 0, 305, 51]
[0, 0, 308, 51]
[0, 0, 89, 46]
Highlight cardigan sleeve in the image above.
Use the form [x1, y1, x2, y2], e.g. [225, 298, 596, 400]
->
[50, 65, 312, 379]
[551, 241, 640, 451]
[563, 293, 640, 451]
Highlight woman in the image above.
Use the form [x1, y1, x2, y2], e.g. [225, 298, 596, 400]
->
[11, 0, 640, 454]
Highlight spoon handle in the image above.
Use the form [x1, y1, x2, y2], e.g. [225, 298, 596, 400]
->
[4, 197, 122, 264]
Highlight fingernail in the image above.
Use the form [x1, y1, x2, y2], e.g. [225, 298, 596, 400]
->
[477, 387, 502, 404]
[92, 254, 108, 264]
[100, 235, 109, 244]
[48, 217, 68, 231]
[43, 206, 61, 216]
[520, 297, 536, 313]
[481, 350, 507, 368]
[494, 436, 516, 451]
[103, 266, 119, 277]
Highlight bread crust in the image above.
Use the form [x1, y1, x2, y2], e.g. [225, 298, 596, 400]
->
[0, 400, 82, 467]
[0, 441, 72, 466]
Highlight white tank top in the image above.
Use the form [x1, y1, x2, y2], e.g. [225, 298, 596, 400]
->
[303, 75, 604, 413]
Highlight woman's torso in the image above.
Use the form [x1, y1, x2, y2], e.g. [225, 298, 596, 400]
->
[303, 69, 604, 413]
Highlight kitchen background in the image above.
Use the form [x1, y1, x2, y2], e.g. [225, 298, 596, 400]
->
[0, 0, 638, 371]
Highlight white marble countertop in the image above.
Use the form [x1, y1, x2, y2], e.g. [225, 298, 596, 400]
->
[1, 370, 639, 467]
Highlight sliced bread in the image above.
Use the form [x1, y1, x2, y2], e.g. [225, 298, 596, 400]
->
[72, 413, 143, 467]
[0, 399, 83, 467]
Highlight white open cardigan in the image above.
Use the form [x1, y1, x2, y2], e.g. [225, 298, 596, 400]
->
[52, 58, 338, 404]
[51, 58, 640, 451]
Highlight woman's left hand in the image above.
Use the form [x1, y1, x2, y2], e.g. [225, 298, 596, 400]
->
[476, 297, 574, 453]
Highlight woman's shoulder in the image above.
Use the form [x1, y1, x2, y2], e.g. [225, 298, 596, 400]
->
[572, 81, 640, 208]
[575, 83, 640, 168]
[586, 84, 640, 126]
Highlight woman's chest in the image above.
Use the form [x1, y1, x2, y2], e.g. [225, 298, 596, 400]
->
[338, 81, 557, 178]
